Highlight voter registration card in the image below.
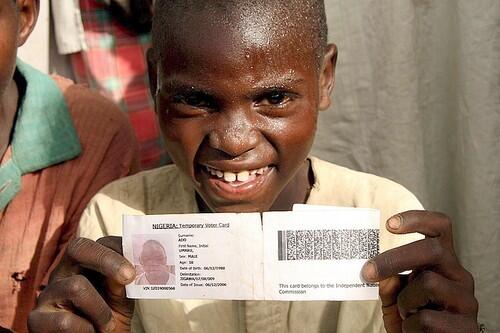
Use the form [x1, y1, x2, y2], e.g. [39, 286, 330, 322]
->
[122, 207, 380, 301]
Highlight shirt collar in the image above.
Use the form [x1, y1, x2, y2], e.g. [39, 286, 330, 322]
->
[0, 59, 81, 210]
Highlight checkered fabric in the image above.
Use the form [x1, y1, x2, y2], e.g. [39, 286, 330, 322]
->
[71, 0, 168, 170]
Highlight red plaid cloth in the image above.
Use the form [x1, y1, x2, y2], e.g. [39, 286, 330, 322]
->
[71, 0, 169, 170]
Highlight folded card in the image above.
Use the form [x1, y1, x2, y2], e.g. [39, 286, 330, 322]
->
[122, 206, 380, 301]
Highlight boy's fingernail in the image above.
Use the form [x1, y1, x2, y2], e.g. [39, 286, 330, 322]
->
[387, 215, 401, 230]
[361, 261, 378, 282]
[119, 264, 136, 282]
[104, 317, 116, 332]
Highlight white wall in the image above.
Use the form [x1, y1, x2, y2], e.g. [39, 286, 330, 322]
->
[18, 0, 50, 73]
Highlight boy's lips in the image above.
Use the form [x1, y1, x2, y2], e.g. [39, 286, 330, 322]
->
[198, 164, 275, 201]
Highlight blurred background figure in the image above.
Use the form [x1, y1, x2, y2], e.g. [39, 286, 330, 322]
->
[52, 0, 168, 170]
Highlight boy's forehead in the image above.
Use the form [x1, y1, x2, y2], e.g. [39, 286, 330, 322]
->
[156, 21, 315, 88]
[153, 0, 320, 59]
[178, 8, 306, 45]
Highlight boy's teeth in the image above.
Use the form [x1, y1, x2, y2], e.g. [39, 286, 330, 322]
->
[237, 171, 249, 182]
[256, 167, 267, 175]
[223, 172, 237, 182]
[206, 165, 270, 182]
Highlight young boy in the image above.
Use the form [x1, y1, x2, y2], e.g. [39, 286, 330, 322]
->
[28, 0, 479, 332]
[0, 1, 138, 331]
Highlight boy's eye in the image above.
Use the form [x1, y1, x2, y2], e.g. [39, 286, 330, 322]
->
[266, 92, 288, 105]
[255, 91, 293, 107]
[172, 92, 216, 109]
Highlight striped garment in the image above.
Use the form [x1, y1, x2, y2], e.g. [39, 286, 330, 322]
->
[71, 0, 169, 170]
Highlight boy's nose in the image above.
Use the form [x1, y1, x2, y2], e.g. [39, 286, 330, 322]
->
[208, 113, 260, 158]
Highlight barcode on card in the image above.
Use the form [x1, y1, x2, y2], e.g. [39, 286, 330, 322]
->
[277, 229, 379, 261]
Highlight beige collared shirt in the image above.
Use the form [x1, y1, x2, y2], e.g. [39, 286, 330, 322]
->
[78, 157, 423, 333]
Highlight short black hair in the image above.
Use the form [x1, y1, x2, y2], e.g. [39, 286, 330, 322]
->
[151, 0, 328, 66]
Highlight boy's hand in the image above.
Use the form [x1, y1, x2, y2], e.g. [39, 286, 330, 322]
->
[361, 211, 479, 333]
[28, 237, 136, 333]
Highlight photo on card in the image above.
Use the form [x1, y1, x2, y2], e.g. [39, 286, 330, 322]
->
[132, 234, 176, 286]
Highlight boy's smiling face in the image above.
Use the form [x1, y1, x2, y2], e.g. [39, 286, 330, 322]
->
[151, 5, 336, 213]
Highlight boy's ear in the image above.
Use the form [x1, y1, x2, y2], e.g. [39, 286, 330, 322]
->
[146, 48, 158, 109]
[318, 43, 338, 111]
[16, 0, 39, 47]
